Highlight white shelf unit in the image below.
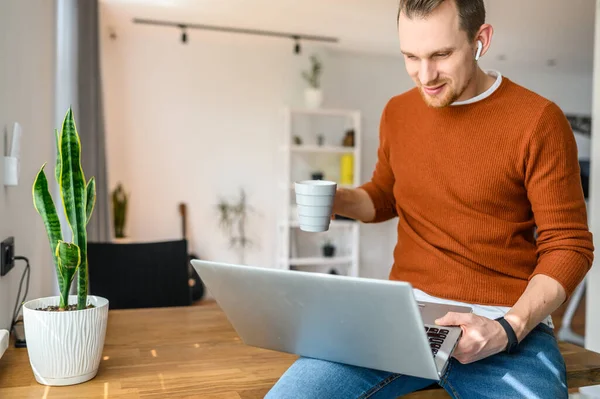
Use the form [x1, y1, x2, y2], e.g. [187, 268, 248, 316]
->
[287, 145, 355, 154]
[284, 256, 355, 266]
[278, 107, 361, 277]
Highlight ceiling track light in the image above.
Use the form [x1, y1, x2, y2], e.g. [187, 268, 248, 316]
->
[179, 24, 188, 44]
[293, 36, 301, 55]
[132, 18, 338, 53]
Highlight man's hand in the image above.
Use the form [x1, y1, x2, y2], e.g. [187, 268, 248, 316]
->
[434, 312, 510, 364]
[330, 188, 375, 223]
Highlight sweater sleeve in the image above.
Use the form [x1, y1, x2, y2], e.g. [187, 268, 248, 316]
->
[359, 102, 398, 223]
[525, 102, 594, 298]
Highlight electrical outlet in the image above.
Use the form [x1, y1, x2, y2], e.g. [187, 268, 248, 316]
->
[1, 237, 15, 276]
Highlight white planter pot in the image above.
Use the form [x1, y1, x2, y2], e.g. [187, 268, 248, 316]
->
[304, 88, 324, 109]
[22, 295, 109, 386]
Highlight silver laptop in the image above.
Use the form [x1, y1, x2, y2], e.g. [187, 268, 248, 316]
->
[191, 260, 472, 381]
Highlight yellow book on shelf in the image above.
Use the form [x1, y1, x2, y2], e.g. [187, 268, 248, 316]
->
[340, 154, 354, 185]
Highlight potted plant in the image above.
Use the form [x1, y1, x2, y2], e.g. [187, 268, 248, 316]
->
[217, 188, 254, 264]
[311, 171, 324, 180]
[322, 240, 336, 258]
[302, 54, 323, 109]
[24, 108, 109, 386]
[112, 182, 129, 242]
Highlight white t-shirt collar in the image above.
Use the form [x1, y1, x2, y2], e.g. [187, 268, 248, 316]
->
[451, 70, 503, 106]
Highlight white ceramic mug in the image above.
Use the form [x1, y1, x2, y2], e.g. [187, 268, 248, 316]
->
[294, 180, 336, 232]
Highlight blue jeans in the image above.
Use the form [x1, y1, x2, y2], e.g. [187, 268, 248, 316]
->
[265, 323, 567, 398]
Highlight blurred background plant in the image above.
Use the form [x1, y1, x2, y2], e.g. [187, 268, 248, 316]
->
[112, 183, 128, 239]
[216, 188, 254, 263]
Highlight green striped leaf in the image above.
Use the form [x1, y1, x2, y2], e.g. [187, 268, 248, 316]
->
[32, 164, 65, 306]
[54, 129, 61, 184]
[58, 108, 89, 309]
[56, 240, 80, 270]
[56, 241, 81, 310]
[86, 177, 96, 225]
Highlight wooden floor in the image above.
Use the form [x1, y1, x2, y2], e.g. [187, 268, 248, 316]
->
[0, 296, 595, 398]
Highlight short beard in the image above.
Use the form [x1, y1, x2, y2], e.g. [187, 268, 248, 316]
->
[418, 82, 457, 108]
[418, 66, 476, 108]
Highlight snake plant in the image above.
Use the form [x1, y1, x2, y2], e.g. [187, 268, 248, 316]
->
[32, 108, 96, 310]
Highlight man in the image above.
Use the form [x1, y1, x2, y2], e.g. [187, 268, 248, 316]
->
[266, 0, 594, 397]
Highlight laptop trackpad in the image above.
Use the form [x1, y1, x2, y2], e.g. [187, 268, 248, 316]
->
[418, 301, 472, 325]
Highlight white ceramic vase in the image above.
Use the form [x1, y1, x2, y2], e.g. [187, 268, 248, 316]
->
[22, 295, 109, 386]
[304, 87, 324, 109]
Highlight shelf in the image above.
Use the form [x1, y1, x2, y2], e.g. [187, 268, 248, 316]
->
[288, 108, 360, 117]
[336, 184, 356, 189]
[282, 220, 357, 228]
[280, 106, 361, 277]
[284, 182, 356, 190]
[285, 145, 357, 154]
[285, 256, 354, 266]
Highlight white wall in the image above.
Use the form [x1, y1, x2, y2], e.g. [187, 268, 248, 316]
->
[0, 0, 57, 331]
[585, 0, 600, 354]
[101, 9, 594, 282]
[101, 8, 310, 268]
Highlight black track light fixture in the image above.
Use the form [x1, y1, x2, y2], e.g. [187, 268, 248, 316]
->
[179, 24, 188, 44]
[293, 36, 301, 55]
[133, 18, 338, 51]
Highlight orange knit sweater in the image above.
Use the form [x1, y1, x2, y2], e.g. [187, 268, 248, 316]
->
[360, 77, 594, 306]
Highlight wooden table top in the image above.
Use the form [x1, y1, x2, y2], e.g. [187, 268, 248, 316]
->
[1, 301, 599, 398]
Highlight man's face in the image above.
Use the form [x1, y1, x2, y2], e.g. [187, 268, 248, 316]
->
[398, 0, 477, 108]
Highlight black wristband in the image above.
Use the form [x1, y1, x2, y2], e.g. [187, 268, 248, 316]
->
[495, 316, 519, 354]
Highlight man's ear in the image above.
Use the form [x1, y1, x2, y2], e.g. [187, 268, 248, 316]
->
[474, 24, 494, 61]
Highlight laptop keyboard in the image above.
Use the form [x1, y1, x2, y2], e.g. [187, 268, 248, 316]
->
[424, 326, 449, 356]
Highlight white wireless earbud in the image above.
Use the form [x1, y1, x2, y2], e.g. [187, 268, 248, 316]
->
[475, 40, 483, 61]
